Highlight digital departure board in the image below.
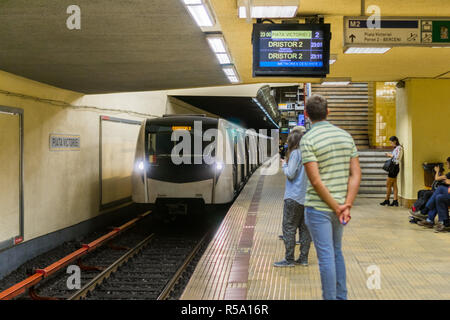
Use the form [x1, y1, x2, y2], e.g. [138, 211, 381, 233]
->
[252, 24, 331, 77]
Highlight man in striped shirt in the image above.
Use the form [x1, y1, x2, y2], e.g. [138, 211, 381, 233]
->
[300, 95, 361, 300]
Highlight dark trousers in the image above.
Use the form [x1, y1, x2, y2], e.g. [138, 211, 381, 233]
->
[282, 199, 311, 263]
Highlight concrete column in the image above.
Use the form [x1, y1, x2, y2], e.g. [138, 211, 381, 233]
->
[396, 79, 450, 207]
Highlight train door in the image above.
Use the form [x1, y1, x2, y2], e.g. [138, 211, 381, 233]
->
[239, 135, 245, 183]
[245, 136, 249, 177]
[233, 136, 238, 191]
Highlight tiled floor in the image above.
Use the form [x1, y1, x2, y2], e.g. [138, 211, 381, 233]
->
[181, 165, 450, 300]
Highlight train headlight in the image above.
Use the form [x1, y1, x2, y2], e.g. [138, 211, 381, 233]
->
[215, 162, 223, 171]
[138, 161, 144, 171]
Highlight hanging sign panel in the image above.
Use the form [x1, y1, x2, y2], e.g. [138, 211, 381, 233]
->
[421, 20, 450, 43]
[344, 17, 421, 46]
[344, 17, 450, 46]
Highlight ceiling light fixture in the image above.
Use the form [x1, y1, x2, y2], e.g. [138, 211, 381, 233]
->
[183, 0, 215, 27]
[252, 98, 279, 128]
[237, 0, 298, 19]
[222, 65, 240, 83]
[329, 54, 337, 65]
[344, 47, 391, 54]
[207, 35, 233, 65]
[321, 78, 351, 86]
[321, 81, 350, 86]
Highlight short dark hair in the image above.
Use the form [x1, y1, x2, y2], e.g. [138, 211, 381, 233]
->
[306, 95, 328, 121]
[447, 157, 450, 163]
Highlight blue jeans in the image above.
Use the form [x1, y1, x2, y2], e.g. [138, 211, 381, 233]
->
[436, 191, 450, 224]
[425, 186, 449, 222]
[305, 207, 347, 300]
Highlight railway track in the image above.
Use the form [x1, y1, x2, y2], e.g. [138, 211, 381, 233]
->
[69, 231, 211, 300]
[3, 214, 217, 300]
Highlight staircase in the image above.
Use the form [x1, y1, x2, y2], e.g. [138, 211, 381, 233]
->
[358, 150, 389, 197]
[311, 83, 369, 150]
[311, 83, 387, 197]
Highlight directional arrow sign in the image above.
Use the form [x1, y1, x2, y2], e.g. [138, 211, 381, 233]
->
[344, 17, 421, 46]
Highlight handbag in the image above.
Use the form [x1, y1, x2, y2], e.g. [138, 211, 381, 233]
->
[383, 159, 394, 172]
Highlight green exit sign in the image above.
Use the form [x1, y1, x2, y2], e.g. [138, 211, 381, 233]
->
[432, 20, 450, 43]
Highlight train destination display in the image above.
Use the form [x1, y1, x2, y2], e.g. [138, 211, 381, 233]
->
[253, 24, 331, 77]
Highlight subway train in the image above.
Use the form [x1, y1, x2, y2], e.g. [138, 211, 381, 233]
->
[132, 114, 275, 215]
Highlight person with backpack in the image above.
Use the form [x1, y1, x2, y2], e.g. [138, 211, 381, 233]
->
[380, 136, 403, 207]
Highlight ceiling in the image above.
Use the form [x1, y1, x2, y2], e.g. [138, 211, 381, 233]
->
[0, 0, 449, 95]
[211, 0, 450, 84]
[0, 0, 229, 93]
[174, 96, 277, 129]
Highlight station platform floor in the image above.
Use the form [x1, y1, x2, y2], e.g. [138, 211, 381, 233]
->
[181, 161, 450, 300]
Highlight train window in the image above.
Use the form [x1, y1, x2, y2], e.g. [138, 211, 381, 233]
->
[147, 124, 217, 163]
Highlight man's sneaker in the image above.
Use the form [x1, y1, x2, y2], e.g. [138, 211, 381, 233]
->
[294, 259, 308, 266]
[417, 220, 434, 228]
[434, 223, 450, 233]
[273, 259, 295, 267]
[410, 211, 428, 221]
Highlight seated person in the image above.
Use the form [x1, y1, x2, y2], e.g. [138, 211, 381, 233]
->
[416, 184, 450, 228]
[411, 157, 450, 219]
[433, 184, 450, 232]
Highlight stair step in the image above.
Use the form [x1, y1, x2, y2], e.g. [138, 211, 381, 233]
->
[328, 116, 368, 121]
[347, 130, 369, 135]
[362, 174, 387, 180]
[361, 149, 387, 156]
[359, 186, 386, 193]
[360, 163, 386, 168]
[359, 157, 387, 163]
[357, 193, 386, 198]
[335, 125, 368, 130]
[329, 111, 368, 115]
[360, 180, 385, 186]
[350, 134, 369, 139]
[330, 119, 368, 124]
[327, 104, 369, 107]
[362, 168, 386, 174]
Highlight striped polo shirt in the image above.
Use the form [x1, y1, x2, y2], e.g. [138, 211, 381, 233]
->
[300, 121, 358, 212]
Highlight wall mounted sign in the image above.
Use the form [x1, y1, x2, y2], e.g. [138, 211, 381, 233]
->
[49, 133, 81, 151]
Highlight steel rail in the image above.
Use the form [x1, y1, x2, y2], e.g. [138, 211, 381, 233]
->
[157, 232, 210, 300]
[68, 233, 156, 300]
[0, 210, 151, 300]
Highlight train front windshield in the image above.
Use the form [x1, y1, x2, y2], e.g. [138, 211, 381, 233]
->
[146, 125, 216, 160]
[144, 123, 217, 182]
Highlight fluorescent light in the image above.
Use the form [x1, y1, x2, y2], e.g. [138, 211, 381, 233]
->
[329, 54, 337, 65]
[321, 81, 350, 86]
[207, 37, 227, 53]
[222, 66, 240, 83]
[216, 53, 231, 64]
[227, 75, 239, 83]
[183, 0, 202, 4]
[186, 4, 214, 27]
[344, 47, 391, 54]
[238, 6, 297, 18]
[223, 67, 235, 77]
